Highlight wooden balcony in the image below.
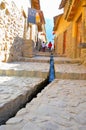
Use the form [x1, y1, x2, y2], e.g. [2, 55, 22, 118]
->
[59, 0, 82, 21]
[64, 0, 81, 21]
[31, 0, 40, 10]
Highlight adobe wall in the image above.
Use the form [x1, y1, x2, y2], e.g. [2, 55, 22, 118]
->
[57, 33, 63, 55]
[57, 24, 73, 57]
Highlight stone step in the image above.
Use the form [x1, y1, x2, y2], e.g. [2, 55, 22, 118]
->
[0, 76, 48, 125]
[0, 69, 48, 78]
[55, 72, 86, 80]
[18, 56, 50, 63]
[18, 56, 81, 64]
[0, 62, 86, 80]
[0, 62, 49, 79]
[55, 63, 86, 80]
[0, 69, 86, 80]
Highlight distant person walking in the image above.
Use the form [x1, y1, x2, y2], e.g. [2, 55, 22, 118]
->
[48, 41, 52, 52]
[42, 41, 46, 52]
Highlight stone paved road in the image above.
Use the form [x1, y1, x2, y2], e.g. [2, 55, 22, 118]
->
[0, 56, 86, 129]
[0, 79, 86, 130]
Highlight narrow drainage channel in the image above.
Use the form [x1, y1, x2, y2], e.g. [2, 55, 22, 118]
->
[0, 54, 55, 126]
[0, 78, 49, 126]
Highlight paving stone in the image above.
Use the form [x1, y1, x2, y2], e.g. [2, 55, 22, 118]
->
[78, 126, 86, 130]
[74, 111, 86, 125]
[21, 122, 41, 130]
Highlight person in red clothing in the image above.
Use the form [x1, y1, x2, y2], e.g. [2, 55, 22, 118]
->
[48, 41, 52, 52]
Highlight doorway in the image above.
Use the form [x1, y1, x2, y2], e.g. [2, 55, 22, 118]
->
[76, 15, 82, 58]
[63, 31, 67, 54]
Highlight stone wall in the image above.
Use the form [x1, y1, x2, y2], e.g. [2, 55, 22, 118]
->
[4, 37, 35, 62]
[57, 24, 75, 58]
[23, 39, 35, 58]
[0, 0, 25, 62]
[7, 37, 24, 62]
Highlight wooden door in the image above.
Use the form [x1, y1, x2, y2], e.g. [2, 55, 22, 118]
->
[76, 16, 82, 57]
[63, 31, 67, 54]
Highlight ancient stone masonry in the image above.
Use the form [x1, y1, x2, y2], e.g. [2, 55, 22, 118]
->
[10, 37, 35, 62]
[0, 0, 24, 62]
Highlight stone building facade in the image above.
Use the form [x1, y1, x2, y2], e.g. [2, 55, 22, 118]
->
[0, 0, 46, 62]
[0, 1, 21, 61]
[53, 0, 86, 66]
[0, 0, 32, 62]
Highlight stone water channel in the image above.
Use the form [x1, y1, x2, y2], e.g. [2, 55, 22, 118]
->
[0, 55, 55, 125]
[0, 55, 86, 129]
[0, 77, 49, 125]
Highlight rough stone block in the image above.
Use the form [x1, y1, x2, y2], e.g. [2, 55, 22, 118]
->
[22, 39, 35, 58]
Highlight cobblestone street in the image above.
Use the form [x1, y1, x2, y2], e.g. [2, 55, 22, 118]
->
[0, 0, 86, 129]
[0, 55, 86, 130]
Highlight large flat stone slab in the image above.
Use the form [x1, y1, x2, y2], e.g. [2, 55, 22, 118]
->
[0, 76, 46, 125]
[0, 79, 86, 130]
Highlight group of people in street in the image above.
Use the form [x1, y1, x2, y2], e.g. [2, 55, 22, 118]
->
[36, 40, 53, 52]
[42, 41, 53, 52]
